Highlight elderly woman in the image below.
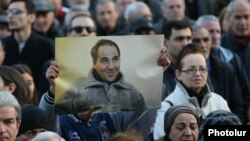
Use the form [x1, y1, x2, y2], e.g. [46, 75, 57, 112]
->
[163, 105, 200, 141]
[153, 44, 230, 140]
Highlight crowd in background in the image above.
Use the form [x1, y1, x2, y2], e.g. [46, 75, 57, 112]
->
[0, 0, 249, 141]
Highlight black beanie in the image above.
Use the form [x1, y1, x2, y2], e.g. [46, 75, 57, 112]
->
[198, 110, 242, 141]
[164, 105, 200, 138]
[18, 104, 49, 136]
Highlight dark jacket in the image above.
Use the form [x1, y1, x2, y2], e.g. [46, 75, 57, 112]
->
[221, 32, 250, 82]
[60, 114, 116, 141]
[2, 32, 54, 86]
[208, 55, 245, 122]
[162, 64, 177, 99]
[55, 69, 146, 115]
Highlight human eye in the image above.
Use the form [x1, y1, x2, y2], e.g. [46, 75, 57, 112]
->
[187, 68, 195, 74]
[176, 124, 185, 130]
[100, 58, 109, 64]
[234, 15, 242, 20]
[175, 36, 184, 41]
[190, 124, 198, 130]
[112, 56, 119, 63]
[244, 15, 250, 20]
[4, 118, 14, 125]
[199, 68, 207, 73]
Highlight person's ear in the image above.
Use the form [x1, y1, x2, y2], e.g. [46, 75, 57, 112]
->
[7, 83, 16, 94]
[164, 38, 169, 49]
[28, 13, 36, 24]
[175, 69, 181, 81]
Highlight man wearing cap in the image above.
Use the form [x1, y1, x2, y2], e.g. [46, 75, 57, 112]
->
[33, 0, 63, 40]
[2, 0, 54, 89]
[129, 17, 155, 35]
[163, 105, 200, 141]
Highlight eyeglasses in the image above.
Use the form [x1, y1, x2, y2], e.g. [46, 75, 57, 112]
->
[192, 37, 210, 43]
[6, 8, 27, 15]
[70, 26, 96, 34]
[181, 68, 208, 75]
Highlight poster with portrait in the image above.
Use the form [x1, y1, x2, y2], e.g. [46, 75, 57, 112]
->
[55, 35, 164, 115]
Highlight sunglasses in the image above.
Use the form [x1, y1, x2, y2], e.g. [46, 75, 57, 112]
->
[70, 26, 96, 34]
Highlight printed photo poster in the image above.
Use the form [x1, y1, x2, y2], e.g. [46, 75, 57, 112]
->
[55, 35, 164, 115]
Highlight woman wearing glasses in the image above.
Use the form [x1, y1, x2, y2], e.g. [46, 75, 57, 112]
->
[153, 43, 230, 140]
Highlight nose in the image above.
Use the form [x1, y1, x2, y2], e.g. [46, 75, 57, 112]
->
[184, 127, 192, 136]
[80, 28, 88, 36]
[107, 61, 114, 69]
[0, 123, 6, 134]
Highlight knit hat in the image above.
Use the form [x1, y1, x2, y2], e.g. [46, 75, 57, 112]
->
[18, 104, 49, 136]
[164, 105, 200, 136]
[130, 17, 154, 33]
[199, 110, 242, 141]
[35, 0, 54, 12]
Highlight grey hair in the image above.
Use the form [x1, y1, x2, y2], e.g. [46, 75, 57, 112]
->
[0, 91, 21, 120]
[124, 1, 150, 21]
[192, 24, 207, 33]
[64, 4, 90, 28]
[227, 0, 250, 16]
[195, 15, 219, 26]
[32, 131, 65, 141]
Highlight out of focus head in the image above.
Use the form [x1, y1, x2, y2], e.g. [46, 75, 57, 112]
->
[192, 26, 212, 59]
[196, 15, 221, 48]
[124, 1, 152, 25]
[219, 7, 230, 33]
[161, 0, 185, 21]
[107, 130, 143, 141]
[228, 0, 250, 36]
[67, 14, 96, 37]
[17, 104, 49, 140]
[33, 0, 55, 33]
[164, 105, 200, 141]
[7, 0, 36, 31]
[115, 0, 135, 17]
[162, 20, 192, 64]
[129, 17, 155, 35]
[199, 110, 242, 141]
[12, 64, 36, 104]
[0, 66, 30, 105]
[0, 40, 5, 65]
[0, 14, 11, 38]
[32, 131, 65, 141]
[0, 91, 21, 141]
[95, 0, 119, 31]
[175, 44, 208, 94]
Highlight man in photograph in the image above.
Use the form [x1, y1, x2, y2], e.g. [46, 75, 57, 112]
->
[55, 39, 146, 115]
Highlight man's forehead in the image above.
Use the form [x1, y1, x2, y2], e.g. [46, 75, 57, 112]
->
[9, 1, 25, 9]
[97, 45, 118, 54]
[171, 28, 191, 37]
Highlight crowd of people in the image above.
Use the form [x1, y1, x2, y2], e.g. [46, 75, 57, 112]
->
[0, 0, 249, 141]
